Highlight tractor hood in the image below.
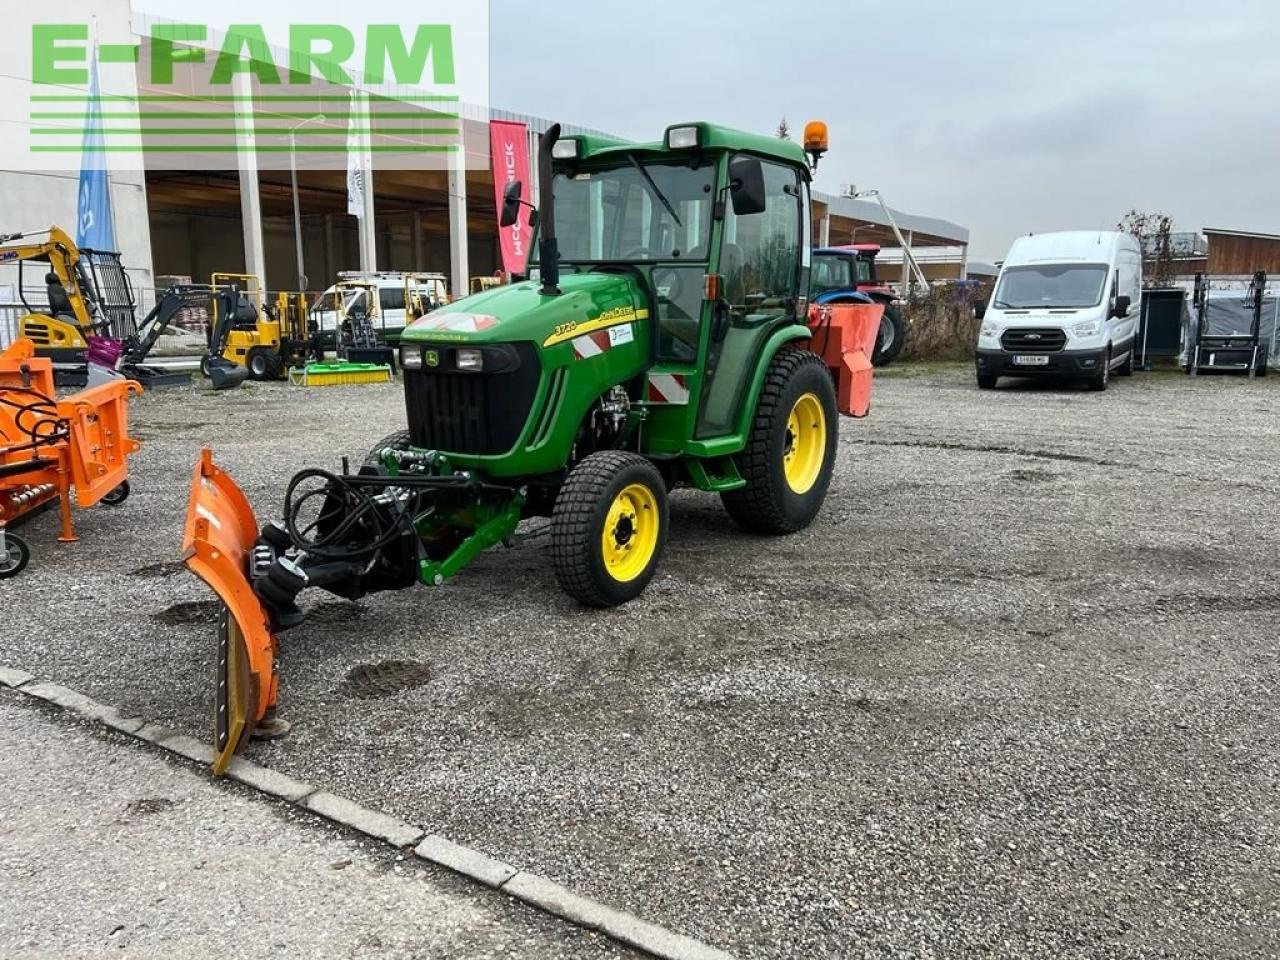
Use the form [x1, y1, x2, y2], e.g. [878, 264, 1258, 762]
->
[401, 272, 647, 348]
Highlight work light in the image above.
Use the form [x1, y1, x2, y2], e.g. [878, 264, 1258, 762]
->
[551, 139, 580, 160]
[665, 125, 700, 149]
[400, 345, 423, 369]
[456, 348, 484, 372]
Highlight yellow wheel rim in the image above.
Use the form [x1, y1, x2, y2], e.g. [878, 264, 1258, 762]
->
[600, 482, 660, 582]
[782, 392, 827, 494]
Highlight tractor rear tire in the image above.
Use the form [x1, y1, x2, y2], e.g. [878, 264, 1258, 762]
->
[0, 532, 30, 579]
[551, 451, 668, 608]
[722, 347, 838, 535]
[871, 303, 906, 367]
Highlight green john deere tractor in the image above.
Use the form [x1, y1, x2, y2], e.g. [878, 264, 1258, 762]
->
[184, 119, 879, 771]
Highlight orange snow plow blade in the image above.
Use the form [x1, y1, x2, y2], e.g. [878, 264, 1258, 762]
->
[181, 448, 277, 774]
[806, 303, 883, 417]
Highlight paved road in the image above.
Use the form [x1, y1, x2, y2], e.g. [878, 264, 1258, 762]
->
[0, 693, 638, 960]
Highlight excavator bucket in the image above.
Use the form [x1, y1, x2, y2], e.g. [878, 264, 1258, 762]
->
[806, 303, 883, 417]
[207, 358, 250, 391]
[181, 448, 277, 774]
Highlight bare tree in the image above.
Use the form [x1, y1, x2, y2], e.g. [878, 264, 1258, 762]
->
[776, 116, 790, 140]
[1118, 209, 1176, 286]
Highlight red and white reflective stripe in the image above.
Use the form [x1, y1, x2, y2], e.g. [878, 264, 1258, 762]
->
[647, 373, 689, 405]
[571, 330, 612, 359]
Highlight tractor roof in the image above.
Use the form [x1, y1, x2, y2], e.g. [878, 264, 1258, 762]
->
[567, 123, 809, 168]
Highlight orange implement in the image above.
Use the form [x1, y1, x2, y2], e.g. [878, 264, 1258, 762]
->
[806, 303, 882, 418]
[1, 338, 141, 548]
[181, 448, 278, 774]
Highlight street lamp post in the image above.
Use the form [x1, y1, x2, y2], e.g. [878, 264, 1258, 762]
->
[289, 114, 325, 291]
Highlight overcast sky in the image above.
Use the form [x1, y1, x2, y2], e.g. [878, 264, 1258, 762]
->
[490, 0, 1280, 260]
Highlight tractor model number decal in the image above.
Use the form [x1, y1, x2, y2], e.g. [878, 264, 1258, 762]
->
[543, 307, 649, 347]
[647, 373, 689, 405]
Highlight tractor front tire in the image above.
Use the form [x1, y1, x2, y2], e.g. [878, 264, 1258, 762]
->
[551, 451, 668, 608]
[722, 347, 838, 535]
[361, 430, 412, 473]
[872, 303, 906, 367]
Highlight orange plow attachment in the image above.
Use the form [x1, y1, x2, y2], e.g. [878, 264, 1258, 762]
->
[806, 303, 883, 417]
[181, 448, 277, 774]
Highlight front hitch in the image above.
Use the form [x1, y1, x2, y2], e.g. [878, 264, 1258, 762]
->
[181, 448, 278, 773]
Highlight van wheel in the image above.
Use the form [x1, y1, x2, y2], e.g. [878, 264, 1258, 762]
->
[722, 347, 838, 535]
[976, 374, 998, 390]
[1117, 348, 1134, 376]
[1087, 349, 1111, 392]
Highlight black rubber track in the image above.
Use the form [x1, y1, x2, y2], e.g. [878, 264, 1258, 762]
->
[551, 451, 668, 608]
[721, 346, 838, 535]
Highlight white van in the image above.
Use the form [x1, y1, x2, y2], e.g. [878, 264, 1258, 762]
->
[975, 231, 1142, 391]
[311, 272, 449, 345]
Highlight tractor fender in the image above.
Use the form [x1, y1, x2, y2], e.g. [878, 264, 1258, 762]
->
[730, 323, 815, 438]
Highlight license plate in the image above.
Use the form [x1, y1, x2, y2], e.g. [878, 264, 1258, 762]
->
[1012, 354, 1049, 366]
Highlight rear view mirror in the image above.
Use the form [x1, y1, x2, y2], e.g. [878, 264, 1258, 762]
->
[500, 180, 523, 228]
[974, 299, 987, 320]
[1112, 294, 1131, 318]
[728, 155, 767, 216]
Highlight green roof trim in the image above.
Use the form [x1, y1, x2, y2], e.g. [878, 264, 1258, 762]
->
[555, 122, 809, 168]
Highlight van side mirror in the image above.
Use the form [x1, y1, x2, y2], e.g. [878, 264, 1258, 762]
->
[500, 180, 523, 228]
[1111, 294, 1131, 319]
[728, 155, 767, 216]
[974, 299, 987, 320]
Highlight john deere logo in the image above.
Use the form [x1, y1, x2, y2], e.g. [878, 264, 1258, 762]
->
[424, 350, 440, 367]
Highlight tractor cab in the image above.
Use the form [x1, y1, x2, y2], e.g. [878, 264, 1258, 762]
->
[510, 122, 819, 448]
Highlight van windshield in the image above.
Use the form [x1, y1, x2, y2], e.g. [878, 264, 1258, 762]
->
[994, 264, 1108, 309]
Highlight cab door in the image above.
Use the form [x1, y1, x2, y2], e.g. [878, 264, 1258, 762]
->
[696, 157, 805, 438]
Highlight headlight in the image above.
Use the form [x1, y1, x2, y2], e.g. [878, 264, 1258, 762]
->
[400, 345, 422, 369]
[1072, 319, 1102, 337]
[980, 323, 999, 338]
[456, 348, 484, 372]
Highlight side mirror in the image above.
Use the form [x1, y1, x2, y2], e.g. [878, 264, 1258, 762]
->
[1112, 294, 1131, 319]
[974, 299, 987, 320]
[728, 155, 767, 216]
[500, 180, 523, 228]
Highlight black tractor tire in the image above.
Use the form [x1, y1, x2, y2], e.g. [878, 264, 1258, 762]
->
[871, 303, 906, 367]
[721, 346, 838, 535]
[0, 532, 30, 579]
[1087, 348, 1111, 392]
[101, 481, 131, 506]
[976, 373, 998, 390]
[361, 430, 413, 472]
[551, 451, 668, 608]
[246, 347, 279, 382]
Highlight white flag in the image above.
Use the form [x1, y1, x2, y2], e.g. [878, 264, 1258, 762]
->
[346, 91, 365, 219]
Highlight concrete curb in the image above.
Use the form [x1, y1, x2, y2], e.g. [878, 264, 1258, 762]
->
[0, 666, 738, 960]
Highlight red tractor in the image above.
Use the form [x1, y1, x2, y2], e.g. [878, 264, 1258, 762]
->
[811, 244, 906, 366]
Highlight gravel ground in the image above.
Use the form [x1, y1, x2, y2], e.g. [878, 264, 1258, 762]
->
[3, 365, 1279, 958]
[0, 691, 638, 960]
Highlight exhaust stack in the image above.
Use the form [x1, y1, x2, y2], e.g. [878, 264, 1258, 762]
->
[537, 124, 561, 297]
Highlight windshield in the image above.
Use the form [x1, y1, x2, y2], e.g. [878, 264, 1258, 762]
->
[994, 264, 1109, 309]
[550, 159, 716, 262]
[811, 255, 853, 294]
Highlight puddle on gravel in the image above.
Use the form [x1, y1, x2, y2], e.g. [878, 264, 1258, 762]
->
[152, 599, 221, 625]
[1006, 468, 1059, 483]
[122, 797, 175, 818]
[337, 660, 433, 699]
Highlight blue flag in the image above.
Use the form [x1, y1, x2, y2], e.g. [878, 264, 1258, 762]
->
[76, 41, 116, 252]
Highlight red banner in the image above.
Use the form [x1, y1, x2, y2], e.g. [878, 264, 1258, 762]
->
[489, 120, 531, 276]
